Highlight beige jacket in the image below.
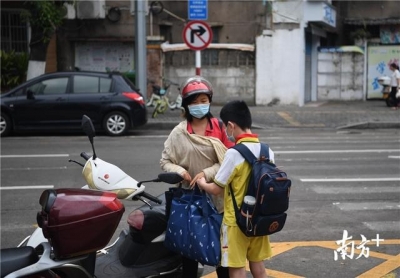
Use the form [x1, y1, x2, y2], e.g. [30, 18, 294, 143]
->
[160, 120, 227, 213]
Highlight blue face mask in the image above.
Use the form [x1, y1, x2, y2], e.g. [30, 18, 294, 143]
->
[188, 104, 210, 119]
[225, 129, 235, 142]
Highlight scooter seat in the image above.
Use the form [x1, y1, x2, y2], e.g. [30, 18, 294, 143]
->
[0, 246, 39, 277]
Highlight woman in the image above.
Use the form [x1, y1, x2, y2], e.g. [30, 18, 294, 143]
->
[160, 76, 233, 277]
[389, 63, 400, 110]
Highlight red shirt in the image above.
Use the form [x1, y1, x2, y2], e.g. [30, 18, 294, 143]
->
[187, 118, 235, 148]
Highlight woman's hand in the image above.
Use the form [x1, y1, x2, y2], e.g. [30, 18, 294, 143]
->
[190, 171, 205, 189]
[181, 171, 192, 183]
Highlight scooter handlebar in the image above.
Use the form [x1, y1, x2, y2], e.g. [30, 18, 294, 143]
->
[80, 152, 91, 161]
[140, 191, 163, 204]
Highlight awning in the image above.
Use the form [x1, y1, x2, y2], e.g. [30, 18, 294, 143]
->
[319, 46, 364, 54]
[160, 42, 255, 52]
[344, 18, 400, 25]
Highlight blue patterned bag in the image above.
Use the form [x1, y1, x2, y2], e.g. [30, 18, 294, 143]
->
[164, 189, 222, 266]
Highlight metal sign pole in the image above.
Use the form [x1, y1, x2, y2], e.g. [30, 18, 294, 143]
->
[196, 50, 201, 75]
[135, 0, 147, 101]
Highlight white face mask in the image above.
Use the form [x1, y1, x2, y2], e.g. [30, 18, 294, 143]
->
[225, 123, 235, 142]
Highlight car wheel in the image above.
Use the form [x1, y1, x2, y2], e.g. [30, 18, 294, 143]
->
[103, 112, 130, 136]
[0, 113, 12, 137]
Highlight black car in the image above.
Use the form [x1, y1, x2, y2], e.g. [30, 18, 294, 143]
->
[0, 71, 147, 136]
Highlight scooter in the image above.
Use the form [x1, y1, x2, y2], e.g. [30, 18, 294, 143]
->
[0, 115, 203, 278]
[146, 79, 183, 118]
[378, 76, 396, 107]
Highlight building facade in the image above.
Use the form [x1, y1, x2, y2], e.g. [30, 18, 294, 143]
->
[2, 0, 399, 105]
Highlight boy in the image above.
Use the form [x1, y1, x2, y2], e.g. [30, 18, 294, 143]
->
[197, 100, 274, 278]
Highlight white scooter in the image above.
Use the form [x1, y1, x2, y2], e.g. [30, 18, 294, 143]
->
[0, 115, 203, 278]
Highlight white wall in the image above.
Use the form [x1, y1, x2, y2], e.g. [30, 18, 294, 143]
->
[256, 28, 303, 105]
[317, 52, 364, 100]
[164, 66, 255, 105]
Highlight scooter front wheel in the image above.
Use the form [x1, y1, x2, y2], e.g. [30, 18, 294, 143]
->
[158, 101, 168, 114]
[152, 104, 159, 118]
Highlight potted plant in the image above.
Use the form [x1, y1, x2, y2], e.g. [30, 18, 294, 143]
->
[350, 28, 371, 46]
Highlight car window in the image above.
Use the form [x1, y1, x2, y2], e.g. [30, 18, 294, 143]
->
[27, 78, 69, 95]
[13, 88, 25, 97]
[100, 78, 112, 92]
[121, 75, 138, 91]
[73, 76, 112, 93]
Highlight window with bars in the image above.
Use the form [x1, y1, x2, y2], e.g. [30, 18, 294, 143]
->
[1, 10, 29, 53]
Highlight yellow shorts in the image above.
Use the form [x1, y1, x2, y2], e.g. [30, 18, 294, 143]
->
[220, 224, 272, 268]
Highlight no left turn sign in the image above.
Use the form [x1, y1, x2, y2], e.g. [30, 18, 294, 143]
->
[183, 20, 213, 51]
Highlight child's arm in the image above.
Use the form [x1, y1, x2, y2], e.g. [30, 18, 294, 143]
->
[197, 177, 223, 196]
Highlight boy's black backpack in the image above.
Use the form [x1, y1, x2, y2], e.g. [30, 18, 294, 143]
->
[229, 143, 291, 237]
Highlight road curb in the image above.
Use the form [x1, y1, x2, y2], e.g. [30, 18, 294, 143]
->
[142, 122, 268, 131]
[336, 121, 400, 130]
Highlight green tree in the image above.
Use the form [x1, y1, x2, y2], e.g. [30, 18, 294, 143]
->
[22, 1, 74, 78]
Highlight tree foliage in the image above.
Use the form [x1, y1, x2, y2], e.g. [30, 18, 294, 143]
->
[0, 50, 29, 92]
[21, 1, 74, 44]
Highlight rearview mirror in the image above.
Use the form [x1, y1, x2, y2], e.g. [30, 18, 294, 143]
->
[82, 115, 95, 138]
[82, 115, 97, 160]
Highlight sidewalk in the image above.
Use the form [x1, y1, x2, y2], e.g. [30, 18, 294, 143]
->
[143, 100, 400, 130]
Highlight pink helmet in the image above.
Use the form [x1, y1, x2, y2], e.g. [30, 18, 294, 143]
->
[180, 76, 213, 100]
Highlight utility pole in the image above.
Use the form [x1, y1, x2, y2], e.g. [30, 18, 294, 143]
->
[135, 0, 147, 101]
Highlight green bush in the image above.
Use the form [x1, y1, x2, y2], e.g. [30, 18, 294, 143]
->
[1, 50, 29, 93]
[123, 71, 136, 86]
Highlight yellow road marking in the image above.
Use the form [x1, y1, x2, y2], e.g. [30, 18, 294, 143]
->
[201, 240, 400, 278]
[267, 269, 305, 278]
[356, 254, 400, 278]
[201, 273, 217, 278]
[381, 273, 398, 278]
[201, 263, 305, 278]
[277, 112, 301, 126]
[275, 112, 325, 127]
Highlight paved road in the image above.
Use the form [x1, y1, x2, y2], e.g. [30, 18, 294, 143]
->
[144, 100, 400, 131]
[1, 128, 399, 277]
[202, 128, 400, 278]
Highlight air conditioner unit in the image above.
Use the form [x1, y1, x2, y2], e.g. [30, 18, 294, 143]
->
[77, 0, 105, 19]
[63, 3, 76, 19]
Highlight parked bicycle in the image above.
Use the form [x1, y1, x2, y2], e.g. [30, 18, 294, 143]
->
[146, 78, 183, 118]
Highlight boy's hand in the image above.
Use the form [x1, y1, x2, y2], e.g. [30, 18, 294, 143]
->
[197, 177, 207, 190]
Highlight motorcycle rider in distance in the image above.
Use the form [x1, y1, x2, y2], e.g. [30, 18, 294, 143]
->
[160, 76, 233, 277]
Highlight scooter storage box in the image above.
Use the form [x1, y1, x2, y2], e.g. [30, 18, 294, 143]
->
[37, 188, 125, 259]
[378, 76, 391, 86]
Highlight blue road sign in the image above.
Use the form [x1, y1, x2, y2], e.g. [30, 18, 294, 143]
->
[188, 0, 208, 20]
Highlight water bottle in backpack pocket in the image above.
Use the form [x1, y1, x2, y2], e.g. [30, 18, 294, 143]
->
[236, 195, 287, 236]
[240, 196, 256, 231]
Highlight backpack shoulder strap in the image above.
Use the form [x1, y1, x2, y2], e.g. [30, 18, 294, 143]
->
[229, 183, 241, 223]
[233, 143, 258, 165]
[260, 143, 270, 161]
